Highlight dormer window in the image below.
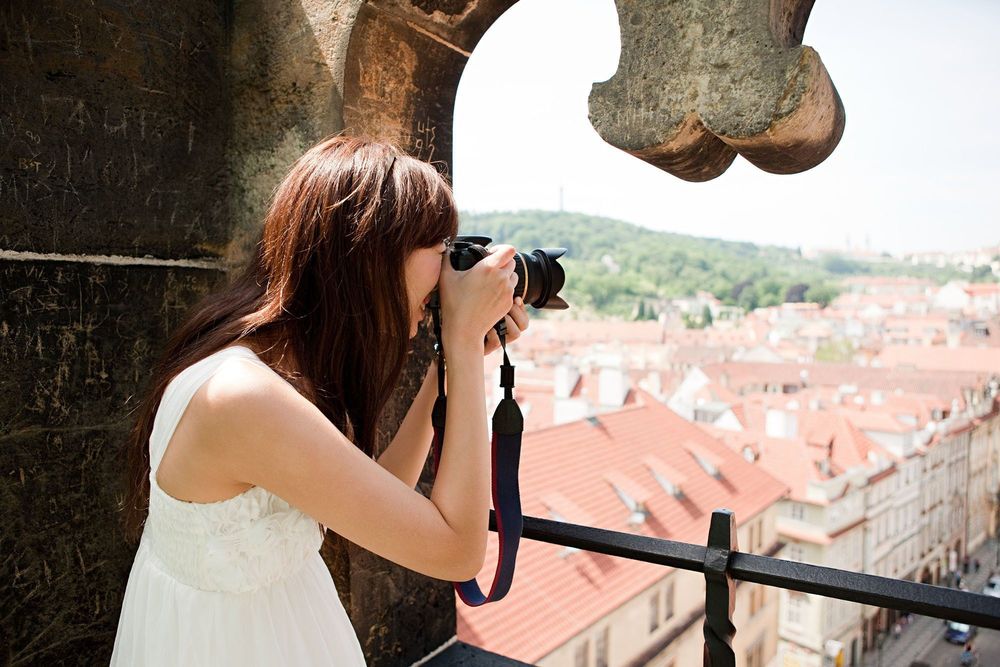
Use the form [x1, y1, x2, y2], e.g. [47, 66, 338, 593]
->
[546, 509, 581, 557]
[650, 471, 681, 497]
[684, 442, 724, 479]
[540, 492, 593, 557]
[610, 485, 647, 525]
[604, 471, 651, 526]
[642, 454, 687, 498]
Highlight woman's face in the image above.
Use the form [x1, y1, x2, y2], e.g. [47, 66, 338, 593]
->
[403, 240, 449, 338]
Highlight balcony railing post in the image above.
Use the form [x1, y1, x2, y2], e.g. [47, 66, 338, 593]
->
[703, 509, 737, 667]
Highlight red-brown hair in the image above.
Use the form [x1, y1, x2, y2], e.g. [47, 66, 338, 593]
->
[119, 134, 459, 545]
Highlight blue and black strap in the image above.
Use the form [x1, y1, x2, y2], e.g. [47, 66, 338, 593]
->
[428, 300, 524, 605]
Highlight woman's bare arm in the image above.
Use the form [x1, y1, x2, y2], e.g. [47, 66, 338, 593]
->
[375, 360, 437, 489]
[196, 356, 488, 581]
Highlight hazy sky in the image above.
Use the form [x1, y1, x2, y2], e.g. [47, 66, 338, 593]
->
[452, 0, 1000, 256]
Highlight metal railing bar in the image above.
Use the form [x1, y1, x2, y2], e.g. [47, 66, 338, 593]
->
[729, 551, 1000, 629]
[490, 511, 1000, 631]
[504, 512, 707, 571]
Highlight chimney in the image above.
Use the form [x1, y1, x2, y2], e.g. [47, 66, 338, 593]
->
[554, 363, 580, 400]
[765, 408, 799, 439]
[871, 390, 885, 406]
[645, 371, 662, 397]
[598, 366, 630, 408]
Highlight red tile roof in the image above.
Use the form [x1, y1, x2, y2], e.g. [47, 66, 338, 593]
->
[456, 391, 788, 662]
[704, 406, 888, 502]
[875, 345, 1000, 374]
[701, 361, 989, 404]
[965, 283, 1000, 297]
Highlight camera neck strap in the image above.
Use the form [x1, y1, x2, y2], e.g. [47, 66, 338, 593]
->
[428, 303, 524, 605]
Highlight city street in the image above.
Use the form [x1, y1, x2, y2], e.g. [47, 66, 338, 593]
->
[862, 538, 1000, 666]
[918, 626, 1000, 666]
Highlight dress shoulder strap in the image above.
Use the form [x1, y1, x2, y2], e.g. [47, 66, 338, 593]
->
[149, 346, 270, 472]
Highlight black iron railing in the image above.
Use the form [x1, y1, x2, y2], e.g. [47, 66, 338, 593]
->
[488, 508, 1000, 667]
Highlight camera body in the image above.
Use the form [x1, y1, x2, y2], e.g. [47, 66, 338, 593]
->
[448, 235, 568, 310]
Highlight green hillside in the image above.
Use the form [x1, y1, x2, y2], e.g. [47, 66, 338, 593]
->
[457, 210, 982, 319]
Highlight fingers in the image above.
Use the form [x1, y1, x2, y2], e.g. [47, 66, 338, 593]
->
[489, 244, 517, 262]
[508, 297, 529, 332]
[481, 299, 531, 357]
[484, 327, 500, 355]
[485, 245, 517, 274]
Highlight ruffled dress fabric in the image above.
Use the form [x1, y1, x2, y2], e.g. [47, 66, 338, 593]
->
[111, 346, 367, 666]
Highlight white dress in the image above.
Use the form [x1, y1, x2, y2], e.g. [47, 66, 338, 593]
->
[111, 345, 367, 666]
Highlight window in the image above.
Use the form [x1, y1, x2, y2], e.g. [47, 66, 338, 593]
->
[649, 591, 660, 632]
[749, 584, 765, 615]
[664, 580, 675, 621]
[595, 626, 609, 667]
[787, 544, 804, 562]
[787, 592, 806, 626]
[791, 503, 805, 520]
[745, 636, 765, 667]
[574, 638, 590, 667]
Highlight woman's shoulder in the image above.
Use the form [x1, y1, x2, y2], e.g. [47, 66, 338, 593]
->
[184, 351, 311, 457]
[202, 347, 295, 405]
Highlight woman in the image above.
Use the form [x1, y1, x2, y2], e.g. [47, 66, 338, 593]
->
[111, 134, 529, 665]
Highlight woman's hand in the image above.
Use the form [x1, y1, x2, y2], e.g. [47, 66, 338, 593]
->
[438, 244, 518, 352]
[484, 296, 530, 356]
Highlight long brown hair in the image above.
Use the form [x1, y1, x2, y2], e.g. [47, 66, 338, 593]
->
[119, 134, 459, 545]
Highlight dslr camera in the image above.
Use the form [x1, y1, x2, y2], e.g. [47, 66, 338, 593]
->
[448, 235, 568, 310]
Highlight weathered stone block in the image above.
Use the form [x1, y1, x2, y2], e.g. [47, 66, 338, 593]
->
[0, 259, 225, 431]
[344, 3, 470, 168]
[1, 258, 223, 664]
[0, 2, 230, 257]
[589, 0, 845, 181]
[2, 426, 131, 666]
[365, 0, 517, 57]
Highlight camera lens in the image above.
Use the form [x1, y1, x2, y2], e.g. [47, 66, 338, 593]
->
[514, 249, 568, 310]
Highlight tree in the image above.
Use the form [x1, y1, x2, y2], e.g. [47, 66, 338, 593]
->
[785, 283, 809, 303]
[702, 304, 714, 327]
[731, 279, 753, 301]
[805, 284, 840, 308]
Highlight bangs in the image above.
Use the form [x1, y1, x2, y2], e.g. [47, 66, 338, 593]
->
[394, 159, 460, 251]
[416, 187, 459, 249]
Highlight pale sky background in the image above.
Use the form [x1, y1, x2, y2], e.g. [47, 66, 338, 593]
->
[452, 0, 1000, 257]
